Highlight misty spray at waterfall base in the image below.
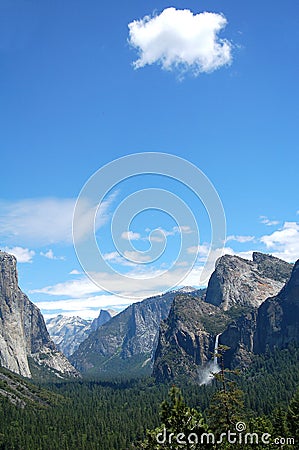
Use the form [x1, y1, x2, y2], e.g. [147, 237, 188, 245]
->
[198, 334, 221, 385]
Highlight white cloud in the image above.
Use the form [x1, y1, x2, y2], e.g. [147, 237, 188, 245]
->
[148, 225, 193, 242]
[40, 249, 65, 260]
[0, 195, 116, 246]
[69, 269, 81, 275]
[74, 191, 117, 243]
[260, 221, 299, 262]
[123, 250, 151, 263]
[3, 246, 35, 263]
[173, 225, 193, 234]
[226, 235, 255, 243]
[128, 8, 232, 76]
[35, 294, 129, 320]
[30, 277, 102, 298]
[260, 215, 280, 226]
[102, 251, 137, 267]
[121, 231, 141, 240]
[0, 198, 75, 246]
[30, 265, 194, 301]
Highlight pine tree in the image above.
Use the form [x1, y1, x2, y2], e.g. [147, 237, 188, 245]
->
[137, 386, 211, 449]
[286, 388, 299, 444]
[207, 345, 244, 434]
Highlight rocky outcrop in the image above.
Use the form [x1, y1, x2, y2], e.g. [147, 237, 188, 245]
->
[219, 311, 258, 368]
[153, 292, 227, 382]
[0, 251, 79, 379]
[90, 309, 113, 331]
[215, 259, 299, 368]
[153, 253, 294, 382]
[205, 252, 292, 310]
[70, 290, 200, 376]
[254, 259, 299, 353]
[0, 366, 60, 408]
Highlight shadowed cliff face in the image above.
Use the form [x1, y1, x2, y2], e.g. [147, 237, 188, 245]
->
[153, 253, 294, 382]
[254, 259, 299, 353]
[0, 251, 80, 379]
[152, 292, 227, 383]
[220, 259, 299, 368]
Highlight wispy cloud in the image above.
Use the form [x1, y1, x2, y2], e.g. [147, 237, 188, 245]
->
[103, 250, 152, 266]
[2, 246, 35, 263]
[35, 294, 129, 320]
[0, 198, 75, 246]
[121, 231, 141, 240]
[260, 215, 280, 226]
[40, 249, 65, 260]
[0, 195, 116, 247]
[30, 277, 102, 298]
[146, 225, 193, 242]
[128, 7, 232, 77]
[226, 235, 255, 243]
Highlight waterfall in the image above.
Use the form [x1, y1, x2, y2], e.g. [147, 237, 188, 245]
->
[213, 333, 220, 364]
[198, 333, 221, 385]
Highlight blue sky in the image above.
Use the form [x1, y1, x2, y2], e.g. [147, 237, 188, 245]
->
[0, 0, 298, 319]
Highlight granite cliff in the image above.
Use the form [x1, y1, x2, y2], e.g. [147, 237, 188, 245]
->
[220, 259, 299, 368]
[0, 251, 79, 379]
[153, 292, 227, 382]
[254, 259, 299, 352]
[205, 252, 291, 310]
[153, 253, 293, 382]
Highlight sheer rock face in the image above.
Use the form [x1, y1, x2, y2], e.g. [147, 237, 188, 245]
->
[219, 311, 258, 368]
[152, 293, 226, 383]
[205, 252, 292, 310]
[254, 259, 299, 353]
[0, 251, 79, 379]
[220, 260, 299, 367]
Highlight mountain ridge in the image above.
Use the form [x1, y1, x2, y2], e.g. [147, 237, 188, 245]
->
[70, 288, 204, 376]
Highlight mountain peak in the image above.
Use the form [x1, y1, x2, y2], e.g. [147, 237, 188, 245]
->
[205, 252, 292, 310]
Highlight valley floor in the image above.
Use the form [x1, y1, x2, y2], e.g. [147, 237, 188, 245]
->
[0, 345, 298, 449]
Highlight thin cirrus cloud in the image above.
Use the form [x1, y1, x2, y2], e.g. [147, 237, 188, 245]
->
[0, 195, 116, 247]
[260, 215, 280, 226]
[226, 235, 255, 243]
[128, 7, 233, 76]
[0, 198, 75, 246]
